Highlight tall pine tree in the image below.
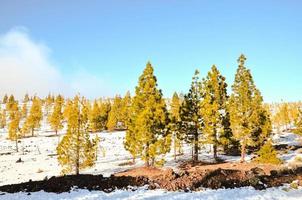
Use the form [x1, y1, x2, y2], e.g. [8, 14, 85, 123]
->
[48, 95, 64, 135]
[229, 54, 271, 162]
[200, 65, 231, 160]
[125, 62, 170, 166]
[179, 70, 203, 162]
[23, 96, 43, 136]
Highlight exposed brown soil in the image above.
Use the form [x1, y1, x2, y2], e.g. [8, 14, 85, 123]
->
[1, 163, 302, 194]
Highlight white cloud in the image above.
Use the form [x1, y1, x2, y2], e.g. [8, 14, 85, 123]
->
[0, 28, 111, 100]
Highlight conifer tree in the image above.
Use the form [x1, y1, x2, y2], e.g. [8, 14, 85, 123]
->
[8, 101, 21, 152]
[294, 109, 302, 135]
[179, 70, 203, 162]
[21, 102, 28, 119]
[23, 97, 43, 136]
[89, 100, 103, 132]
[99, 99, 111, 130]
[48, 95, 64, 135]
[125, 62, 171, 166]
[23, 93, 30, 103]
[229, 54, 271, 162]
[6, 95, 16, 111]
[200, 65, 231, 160]
[107, 95, 123, 131]
[45, 93, 54, 116]
[254, 140, 282, 165]
[169, 92, 182, 160]
[0, 109, 6, 129]
[120, 91, 132, 129]
[2, 94, 8, 104]
[57, 96, 99, 175]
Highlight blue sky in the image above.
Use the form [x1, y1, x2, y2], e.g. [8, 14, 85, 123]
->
[0, 0, 301, 102]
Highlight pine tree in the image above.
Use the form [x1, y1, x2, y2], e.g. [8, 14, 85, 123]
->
[23, 93, 30, 103]
[0, 109, 7, 129]
[120, 91, 132, 129]
[2, 94, 8, 104]
[229, 54, 271, 162]
[99, 99, 111, 130]
[45, 93, 54, 116]
[6, 95, 16, 111]
[200, 65, 231, 160]
[125, 62, 171, 166]
[57, 96, 99, 175]
[8, 101, 21, 152]
[179, 70, 203, 162]
[107, 95, 123, 131]
[169, 92, 182, 160]
[294, 109, 302, 135]
[254, 140, 282, 165]
[48, 95, 64, 135]
[23, 97, 43, 136]
[21, 102, 28, 119]
[89, 100, 103, 132]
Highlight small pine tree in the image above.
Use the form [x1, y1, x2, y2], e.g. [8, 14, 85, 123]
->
[57, 96, 99, 175]
[294, 109, 302, 135]
[89, 100, 103, 132]
[120, 91, 132, 129]
[21, 102, 28, 119]
[23, 93, 30, 103]
[8, 101, 21, 152]
[179, 70, 203, 162]
[48, 95, 64, 135]
[107, 95, 123, 131]
[6, 95, 16, 111]
[23, 97, 43, 136]
[125, 62, 170, 166]
[254, 140, 282, 165]
[0, 109, 7, 129]
[2, 94, 8, 104]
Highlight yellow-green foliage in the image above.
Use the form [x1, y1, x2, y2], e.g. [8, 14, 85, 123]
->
[125, 62, 171, 166]
[107, 95, 123, 131]
[229, 54, 271, 162]
[254, 140, 282, 165]
[8, 101, 21, 141]
[48, 95, 64, 134]
[0, 109, 6, 129]
[294, 109, 302, 136]
[23, 97, 43, 136]
[57, 96, 99, 175]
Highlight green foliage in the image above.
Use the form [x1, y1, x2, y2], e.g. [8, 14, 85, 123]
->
[179, 70, 203, 162]
[57, 96, 99, 175]
[254, 140, 282, 165]
[125, 62, 171, 166]
[107, 95, 123, 131]
[200, 65, 231, 160]
[229, 54, 272, 162]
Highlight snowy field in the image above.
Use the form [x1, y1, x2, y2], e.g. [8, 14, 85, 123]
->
[1, 186, 302, 200]
[1, 117, 302, 199]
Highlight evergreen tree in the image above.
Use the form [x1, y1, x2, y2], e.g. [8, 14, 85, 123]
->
[125, 62, 171, 166]
[229, 54, 271, 162]
[21, 102, 28, 119]
[294, 109, 302, 135]
[2, 94, 8, 104]
[179, 70, 203, 162]
[6, 95, 16, 111]
[254, 140, 282, 165]
[23, 93, 30, 103]
[120, 91, 132, 129]
[8, 101, 21, 152]
[23, 97, 43, 136]
[169, 92, 182, 160]
[89, 100, 103, 132]
[57, 96, 99, 175]
[48, 95, 64, 135]
[107, 95, 123, 131]
[200, 65, 231, 160]
[45, 93, 54, 116]
[0, 109, 6, 129]
[99, 99, 111, 130]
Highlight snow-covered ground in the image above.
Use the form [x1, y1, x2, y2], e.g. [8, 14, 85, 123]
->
[1, 186, 302, 200]
[1, 115, 302, 199]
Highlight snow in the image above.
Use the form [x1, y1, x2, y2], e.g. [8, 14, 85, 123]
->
[1, 186, 302, 200]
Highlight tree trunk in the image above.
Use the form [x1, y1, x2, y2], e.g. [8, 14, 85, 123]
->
[240, 141, 246, 163]
[145, 144, 150, 167]
[174, 134, 177, 161]
[132, 156, 136, 164]
[193, 131, 199, 162]
[15, 138, 18, 152]
[55, 130, 58, 135]
[31, 128, 34, 137]
[213, 144, 218, 161]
